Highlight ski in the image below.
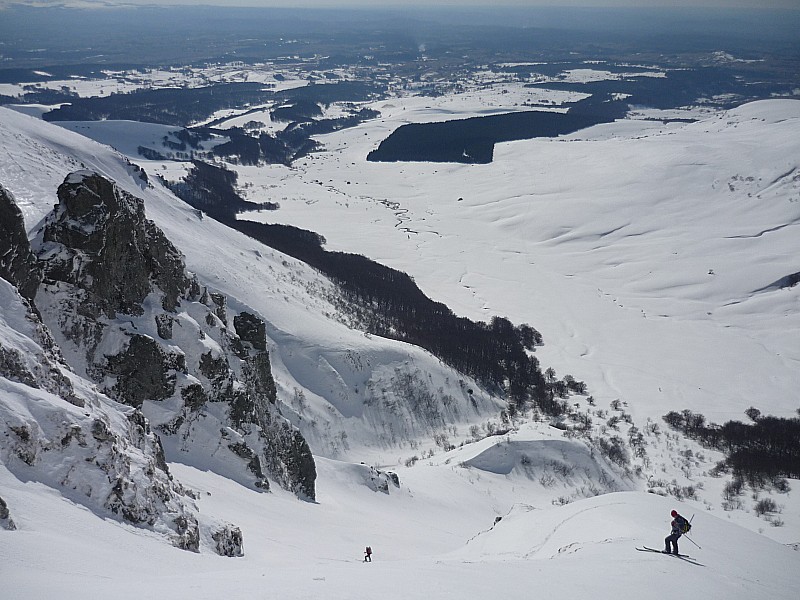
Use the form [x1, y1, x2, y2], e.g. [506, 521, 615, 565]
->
[636, 546, 704, 566]
[636, 546, 692, 558]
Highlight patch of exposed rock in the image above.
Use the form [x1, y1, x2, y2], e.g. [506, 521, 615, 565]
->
[33, 171, 316, 499]
[0, 495, 16, 531]
[0, 183, 41, 301]
[40, 170, 190, 318]
[213, 523, 244, 557]
[0, 277, 206, 551]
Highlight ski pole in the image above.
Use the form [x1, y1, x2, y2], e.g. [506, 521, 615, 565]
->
[683, 534, 701, 550]
[683, 514, 701, 549]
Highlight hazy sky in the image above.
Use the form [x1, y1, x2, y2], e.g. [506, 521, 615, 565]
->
[3, 0, 799, 9]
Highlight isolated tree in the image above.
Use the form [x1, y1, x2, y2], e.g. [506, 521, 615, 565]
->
[745, 407, 762, 422]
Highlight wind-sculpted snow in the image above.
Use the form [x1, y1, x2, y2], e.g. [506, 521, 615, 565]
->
[462, 438, 625, 493]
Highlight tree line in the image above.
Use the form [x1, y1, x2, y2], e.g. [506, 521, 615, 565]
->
[210, 108, 379, 166]
[168, 158, 583, 419]
[663, 408, 800, 483]
[229, 218, 550, 411]
[366, 96, 623, 164]
[165, 160, 277, 218]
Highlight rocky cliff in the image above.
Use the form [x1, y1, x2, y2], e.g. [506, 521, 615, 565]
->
[0, 186, 242, 553]
[0, 184, 41, 301]
[32, 171, 315, 499]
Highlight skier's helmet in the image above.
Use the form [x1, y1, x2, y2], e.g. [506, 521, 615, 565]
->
[671, 510, 678, 517]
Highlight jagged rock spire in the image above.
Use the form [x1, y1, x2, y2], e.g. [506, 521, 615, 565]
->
[34, 171, 316, 500]
[40, 170, 191, 318]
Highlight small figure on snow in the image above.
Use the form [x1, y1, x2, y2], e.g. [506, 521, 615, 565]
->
[364, 546, 372, 562]
[664, 510, 690, 555]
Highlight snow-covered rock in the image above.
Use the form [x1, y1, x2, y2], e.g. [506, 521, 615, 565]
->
[31, 170, 316, 499]
[0, 494, 15, 531]
[0, 277, 207, 551]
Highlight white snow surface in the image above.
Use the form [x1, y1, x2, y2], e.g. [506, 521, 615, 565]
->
[2, 465, 798, 599]
[238, 98, 800, 424]
[1, 92, 800, 598]
[53, 120, 229, 158]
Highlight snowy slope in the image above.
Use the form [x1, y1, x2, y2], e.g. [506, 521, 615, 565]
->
[225, 95, 800, 540]
[1, 90, 799, 599]
[0, 106, 505, 468]
[228, 97, 800, 434]
[3, 459, 798, 600]
[228, 92, 800, 542]
[236, 97, 800, 424]
[54, 119, 229, 157]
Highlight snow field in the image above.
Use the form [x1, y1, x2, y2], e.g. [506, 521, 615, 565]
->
[2, 457, 798, 600]
[1, 88, 799, 599]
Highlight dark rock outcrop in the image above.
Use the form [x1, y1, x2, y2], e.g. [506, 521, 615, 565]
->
[265, 424, 316, 499]
[0, 496, 16, 531]
[172, 515, 201, 553]
[105, 334, 183, 407]
[0, 184, 41, 301]
[234, 311, 268, 351]
[213, 524, 244, 557]
[34, 171, 316, 500]
[40, 170, 191, 319]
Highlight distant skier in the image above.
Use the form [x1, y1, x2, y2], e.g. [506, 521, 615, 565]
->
[364, 546, 372, 562]
[664, 510, 690, 555]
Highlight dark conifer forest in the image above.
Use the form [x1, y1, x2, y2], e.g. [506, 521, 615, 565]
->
[168, 160, 551, 412]
[366, 95, 627, 164]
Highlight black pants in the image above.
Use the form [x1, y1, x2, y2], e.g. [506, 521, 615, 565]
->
[664, 533, 680, 554]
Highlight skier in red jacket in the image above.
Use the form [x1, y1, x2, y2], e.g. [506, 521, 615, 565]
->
[664, 510, 689, 555]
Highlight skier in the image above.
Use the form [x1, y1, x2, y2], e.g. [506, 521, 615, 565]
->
[664, 510, 690, 555]
[364, 546, 372, 562]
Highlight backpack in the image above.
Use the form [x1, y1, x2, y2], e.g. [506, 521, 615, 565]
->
[677, 515, 691, 534]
